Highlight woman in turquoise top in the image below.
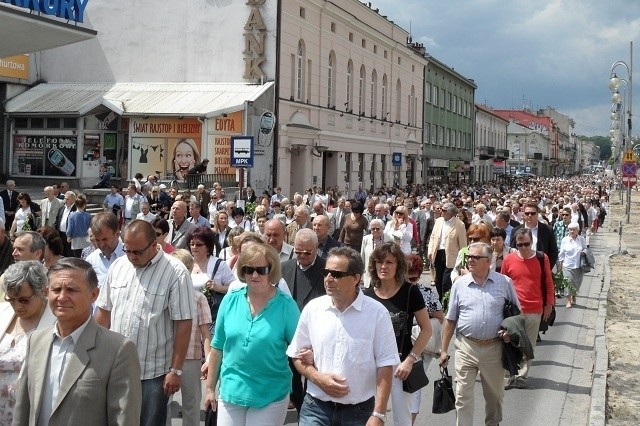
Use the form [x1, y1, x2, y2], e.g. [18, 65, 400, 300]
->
[204, 241, 300, 426]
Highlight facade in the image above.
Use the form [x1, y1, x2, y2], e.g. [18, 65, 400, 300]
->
[474, 104, 509, 182]
[543, 107, 576, 174]
[422, 56, 476, 185]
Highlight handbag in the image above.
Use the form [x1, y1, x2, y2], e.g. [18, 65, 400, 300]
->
[411, 317, 442, 358]
[536, 251, 556, 332]
[400, 284, 429, 393]
[204, 407, 217, 426]
[432, 367, 456, 414]
[580, 251, 593, 273]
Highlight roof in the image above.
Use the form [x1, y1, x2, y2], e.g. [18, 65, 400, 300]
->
[4, 82, 274, 117]
[492, 109, 554, 133]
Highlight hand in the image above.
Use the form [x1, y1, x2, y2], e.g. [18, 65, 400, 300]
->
[366, 416, 385, 426]
[200, 361, 209, 380]
[438, 351, 449, 368]
[297, 347, 315, 366]
[163, 372, 181, 396]
[394, 357, 413, 380]
[498, 329, 511, 343]
[315, 372, 350, 398]
[203, 388, 217, 411]
[543, 304, 553, 322]
[459, 267, 469, 276]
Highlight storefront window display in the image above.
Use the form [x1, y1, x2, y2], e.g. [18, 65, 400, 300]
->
[12, 135, 78, 177]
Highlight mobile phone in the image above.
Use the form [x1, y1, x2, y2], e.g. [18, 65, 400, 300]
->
[47, 148, 75, 176]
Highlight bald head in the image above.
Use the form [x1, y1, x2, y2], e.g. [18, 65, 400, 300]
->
[312, 214, 330, 240]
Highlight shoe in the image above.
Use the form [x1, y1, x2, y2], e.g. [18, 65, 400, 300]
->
[536, 333, 542, 343]
[566, 301, 572, 308]
[504, 376, 516, 390]
[515, 377, 527, 389]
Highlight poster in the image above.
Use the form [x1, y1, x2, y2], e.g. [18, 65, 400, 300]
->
[12, 135, 44, 175]
[208, 111, 243, 175]
[12, 135, 77, 177]
[45, 137, 78, 176]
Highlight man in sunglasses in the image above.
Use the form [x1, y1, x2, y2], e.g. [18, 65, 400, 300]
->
[553, 207, 572, 251]
[509, 202, 558, 267]
[287, 247, 399, 425]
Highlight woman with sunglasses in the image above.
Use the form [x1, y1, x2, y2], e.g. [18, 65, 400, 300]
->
[0, 261, 56, 425]
[203, 243, 299, 425]
[151, 217, 175, 254]
[383, 205, 414, 255]
[450, 222, 493, 284]
[364, 243, 431, 426]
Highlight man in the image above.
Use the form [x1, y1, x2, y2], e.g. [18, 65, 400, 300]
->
[103, 185, 124, 219]
[310, 201, 335, 236]
[145, 174, 158, 191]
[0, 179, 18, 231]
[54, 191, 77, 257]
[92, 163, 112, 188]
[281, 229, 328, 412]
[0, 227, 13, 276]
[312, 215, 341, 259]
[354, 185, 367, 204]
[136, 202, 157, 222]
[270, 186, 285, 205]
[331, 197, 347, 239]
[418, 198, 435, 257]
[12, 231, 45, 261]
[53, 183, 63, 200]
[427, 202, 467, 302]
[510, 202, 559, 267]
[439, 242, 520, 426]
[363, 199, 377, 225]
[194, 184, 210, 218]
[501, 227, 555, 389]
[85, 212, 125, 288]
[39, 186, 63, 228]
[187, 201, 209, 227]
[374, 203, 391, 226]
[95, 220, 194, 426]
[123, 185, 144, 226]
[166, 201, 196, 249]
[472, 203, 491, 225]
[59, 182, 70, 196]
[264, 218, 296, 263]
[285, 205, 312, 245]
[13, 258, 142, 426]
[495, 211, 514, 244]
[553, 207, 572, 251]
[287, 247, 399, 425]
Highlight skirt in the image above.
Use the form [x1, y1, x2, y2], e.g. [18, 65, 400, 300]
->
[562, 267, 584, 296]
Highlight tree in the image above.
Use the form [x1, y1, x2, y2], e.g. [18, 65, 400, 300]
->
[580, 136, 611, 161]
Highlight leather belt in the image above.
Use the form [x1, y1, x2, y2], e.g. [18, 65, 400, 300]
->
[464, 336, 501, 345]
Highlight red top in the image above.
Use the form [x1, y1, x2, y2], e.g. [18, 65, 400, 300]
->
[501, 252, 555, 314]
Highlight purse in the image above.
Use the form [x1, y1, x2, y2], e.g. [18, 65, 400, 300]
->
[580, 251, 592, 273]
[432, 367, 456, 414]
[411, 317, 442, 358]
[400, 284, 429, 393]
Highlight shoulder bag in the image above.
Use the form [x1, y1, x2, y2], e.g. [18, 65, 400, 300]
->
[432, 366, 456, 414]
[400, 284, 430, 393]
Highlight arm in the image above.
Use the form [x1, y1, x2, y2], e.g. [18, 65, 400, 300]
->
[164, 319, 193, 395]
[394, 307, 431, 380]
[438, 319, 456, 367]
[367, 366, 393, 426]
[199, 323, 212, 379]
[95, 307, 111, 329]
[204, 348, 222, 410]
[108, 339, 142, 426]
[292, 358, 350, 398]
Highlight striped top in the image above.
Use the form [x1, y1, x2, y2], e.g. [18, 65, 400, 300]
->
[96, 246, 195, 379]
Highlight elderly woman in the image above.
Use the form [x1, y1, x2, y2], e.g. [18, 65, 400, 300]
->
[361, 218, 392, 287]
[558, 222, 588, 308]
[384, 205, 414, 254]
[10, 193, 41, 238]
[490, 227, 512, 273]
[203, 243, 300, 425]
[0, 261, 56, 424]
[338, 201, 368, 252]
[36, 226, 65, 269]
[364, 243, 431, 426]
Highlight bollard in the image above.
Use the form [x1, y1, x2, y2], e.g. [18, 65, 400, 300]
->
[619, 220, 623, 254]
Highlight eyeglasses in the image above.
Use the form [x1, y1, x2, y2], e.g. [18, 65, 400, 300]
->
[241, 266, 271, 275]
[395, 212, 405, 216]
[123, 240, 155, 256]
[561, 213, 570, 216]
[370, 227, 381, 231]
[295, 249, 313, 256]
[524, 212, 537, 216]
[4, 293, 37, 305]
[468, 237, 481, 242]
[321, 269, 353, 279]
[189, 242, 205, 247]
[467, 255, 489, 261]
[516, 241, 532, 248]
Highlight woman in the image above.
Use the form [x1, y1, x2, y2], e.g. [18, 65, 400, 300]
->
[384, 205, 414, 254]
[338, 201, 368, 252]
[361, 218, 392, 288]
[457, 209, 471, 231]
[364, 243, 431, 426]
[450, 222, 493, 283]
[37, 226, 65, 269]
[230, 207, 252, 231]
[203, 243, 300, 425]
[188, 226, 236, 291]
[10, 192, 40, 239]
[405, 254, 444, 425]
[173, 138, 200, 181]
[283, 204, 295, 225]
[558, 223, 588, 308]
[0, 261, 56, 424]
[148, 186, 161, 214]
[65, 194, 92, 258]
[212, 211, 231, 257]
[220, 226, 244, 267]
[490, 227, 512, 273]
[151, 217, 175, 254]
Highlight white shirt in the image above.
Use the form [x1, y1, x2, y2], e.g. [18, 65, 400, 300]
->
[136, 211, 157, 222]
[190, 255, 236, 290]
[438, 216, 455, 250]
[85, 240, 126, 288]
[286, 291, 399, 404]
[59, 205, 73, 233]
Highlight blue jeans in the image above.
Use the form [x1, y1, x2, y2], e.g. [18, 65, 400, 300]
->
[141, 375, 169, 426]
[299, 394, 374, 426]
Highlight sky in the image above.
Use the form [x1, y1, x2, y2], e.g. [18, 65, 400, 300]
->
[371, 0, 640, 137]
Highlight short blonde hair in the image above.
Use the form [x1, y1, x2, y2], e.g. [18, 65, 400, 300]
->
[172, 249, 194, 271]
[236, 242, 281, 285]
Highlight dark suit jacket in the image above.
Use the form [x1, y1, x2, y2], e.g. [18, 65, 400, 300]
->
[281, 256, 327, 310]
[54, 204, 77, 232]
[317, 235, 342, 259]
[510, 223, 559, 266]
[0, 189, 19, 230]
[13, 318, 142, 426]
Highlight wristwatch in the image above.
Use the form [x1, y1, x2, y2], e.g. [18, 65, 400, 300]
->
[372, 411, 387, 422]
[169, 367, 183, 377]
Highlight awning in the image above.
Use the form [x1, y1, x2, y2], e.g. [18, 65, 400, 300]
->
[0, 4, 96, 57]
[4, 81, 275, 117]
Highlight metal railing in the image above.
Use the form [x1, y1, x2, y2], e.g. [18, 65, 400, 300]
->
[185, 173, 237, 189]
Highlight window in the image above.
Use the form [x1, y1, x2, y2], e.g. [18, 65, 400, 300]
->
[358, 65, 366, 115]
[395, 79, 401, 122]
[410, 85, 416, 125]
[381, 74, 388, 119]
[397, 57, 401, 65]
[349, 32, 354, 42]
[295, 40, 305, 101]
[425, 83, 431, 103]
[384, 50, 388, 59]
[346, 60, 353, 111]
[46, 118, 61, 128]
[14, 117, 28, 128]
[440, 88, 445, 108]
[361, 39, 366, 48]
[330, 22, 336, 32]
[432, 85, 438, 106]
[300, 7, 305, 18]
[31, 117, 44, 128]
[431, 124, 437, 144]
[370, 70, 377, 116]
[327, 51, 335, 108]
[373, 45, 377, 54]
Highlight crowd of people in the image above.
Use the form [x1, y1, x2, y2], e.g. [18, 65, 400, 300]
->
[0, 172, 612, 425]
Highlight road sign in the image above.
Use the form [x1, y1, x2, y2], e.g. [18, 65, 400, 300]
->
[230, 136, 254, 168]
[622, 161, 637, 177]
[392, 152, 402, 167]
[622, 176, 637, 187]
[623, 148, 637, 163]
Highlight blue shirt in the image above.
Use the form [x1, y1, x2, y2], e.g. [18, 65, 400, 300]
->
[212, 287, 300, 408]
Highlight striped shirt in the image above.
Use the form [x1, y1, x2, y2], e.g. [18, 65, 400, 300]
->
[186, 292, 212, 360]
[96, 246, 195, 379]
[446, 271, 519, 340]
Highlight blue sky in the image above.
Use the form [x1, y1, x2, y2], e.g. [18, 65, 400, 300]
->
[371, 0, 640, 137]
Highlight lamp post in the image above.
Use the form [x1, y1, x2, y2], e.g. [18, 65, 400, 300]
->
[609, 41, 633, 223]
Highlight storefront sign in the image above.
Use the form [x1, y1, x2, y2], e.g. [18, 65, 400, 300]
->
[209, 111, 243, 175]
[12, 135, 77, 177]
[0, 55, 29, 79]
[1, 0, 91, 23]
[493, 160, 505, 175]
[244, 0, 267, 80]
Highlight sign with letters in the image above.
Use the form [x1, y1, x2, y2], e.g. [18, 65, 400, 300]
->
[392, 152, 402, 167]
[230, 136, 254, 168]
[1, 0, 91, 23]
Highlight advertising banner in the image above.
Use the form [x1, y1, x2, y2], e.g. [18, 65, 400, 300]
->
[493, 160, 505, 175]
[12, 135, 77, 176]
[0, 55, 29, 79]
[209, 111, 243, 175]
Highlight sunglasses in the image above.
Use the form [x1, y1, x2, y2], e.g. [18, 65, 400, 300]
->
[561, 213, 570, 216]
[467, 255, 489, 261]
[321, 269, 352, 279]
[4, 293, 37, 305]
[516, 242, 532, 248]
[295, 250, 313, 256]
[123, 240, 155, 256]
[241, 266, 271, 275]
[524, 212, 537, 216]
[468, 237, 481, 242]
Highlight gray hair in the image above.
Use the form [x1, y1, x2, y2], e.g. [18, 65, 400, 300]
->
[442, 202, 457, 214]
[295, 228, 318, 245]
[468, 242, 492, 258]
[369, 218, 384, 230]
[15, 231, 46, 254]
[48, 258, 99, 290]
[2, 260, 48, 295]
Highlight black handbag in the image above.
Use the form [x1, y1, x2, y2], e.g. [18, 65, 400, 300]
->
[399, 284, 429, 393]
[204, 407, 217, 426]
[432, 367, 456, 414]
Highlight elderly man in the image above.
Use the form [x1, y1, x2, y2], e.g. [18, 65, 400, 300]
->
[136, 202, 157, 222]
[55, 191, 77, 257]
[312, 215, 341, 259]
[39, 186, 63, 228]
[166, 201, 196, 249]
[428, 202, 467, 302]
[85, 212, 125, 288]
[14, 258, 142, 426]
[331, 197, 348, 239]
[287, 247, 399, 425]
[439, 242, 520, 426]
[285, 205, 312, 245]
[310, 201, 335, 236]
[193, 184, 210, 218]
[0, 180, 18, 231]
[12, 231, 45, 262]
[123, 185, 144, 226]
[95, 220, 194, 426]
[264, 218, 296, 263]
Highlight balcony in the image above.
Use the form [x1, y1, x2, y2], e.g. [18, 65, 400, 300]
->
[477, 146, 496, 160]
[495, 149, 510, 160]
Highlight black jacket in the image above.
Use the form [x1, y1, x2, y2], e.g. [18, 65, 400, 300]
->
[510, 223, 559, 266]
[501, 315, 534, 375]
[281, 256, 327, 310]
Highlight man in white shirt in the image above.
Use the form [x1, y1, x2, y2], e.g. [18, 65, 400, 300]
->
[264, 219, 296, 263]
[287, 247, 398, 425]
[85, 212, 125, 288]
[123, 185, 144, 226]
[54, 191, 77, 257]
[136, 202, 157, 222]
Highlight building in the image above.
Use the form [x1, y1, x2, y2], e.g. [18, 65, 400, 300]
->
[474, 104, 509, 182]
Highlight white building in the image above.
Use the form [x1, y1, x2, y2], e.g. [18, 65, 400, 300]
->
[474, 104, 509, 182]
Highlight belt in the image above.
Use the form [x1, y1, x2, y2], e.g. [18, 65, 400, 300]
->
[464, 336, 501, 345]
[309, 394, 374, 409]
